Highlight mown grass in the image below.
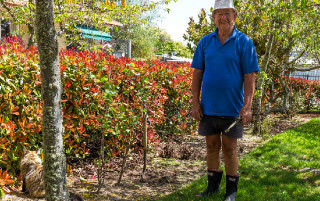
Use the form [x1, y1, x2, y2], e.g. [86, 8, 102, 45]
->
[157, 118, 320, 201]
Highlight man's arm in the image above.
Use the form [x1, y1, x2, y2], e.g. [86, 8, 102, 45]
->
[240, 72, 257, 125]
[192, 68, 204, 121]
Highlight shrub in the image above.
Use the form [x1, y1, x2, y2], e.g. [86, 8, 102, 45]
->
[0, 36, 196, 182]
[264, 75, 320, 114]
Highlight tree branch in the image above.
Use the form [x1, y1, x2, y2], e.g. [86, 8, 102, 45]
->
[293, 65, 320, 71]
[266, 106, 288, 115]
[314, 52, 320, 64]
[0, 0, 18, 22]
[53, 9, 113, 14]
[288, 50, 305, 65]
[0, 0, 35, 33]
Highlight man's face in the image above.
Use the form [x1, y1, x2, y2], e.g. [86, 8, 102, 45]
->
[213, 8, 237, 32]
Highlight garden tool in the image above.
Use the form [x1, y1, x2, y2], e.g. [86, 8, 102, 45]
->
[224, 117, 242, 133]
[141, 106, 148, 181]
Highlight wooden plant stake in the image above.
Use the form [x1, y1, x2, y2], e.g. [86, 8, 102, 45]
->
[141, 108, 148, 181]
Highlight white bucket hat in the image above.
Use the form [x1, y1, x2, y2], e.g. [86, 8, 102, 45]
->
[213, 0, 237, 11]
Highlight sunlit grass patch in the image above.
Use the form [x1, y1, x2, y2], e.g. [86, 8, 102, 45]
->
[157, 118, 320, 201]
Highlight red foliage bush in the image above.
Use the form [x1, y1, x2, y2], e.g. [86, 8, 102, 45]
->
[265, 75, 320, 113]
[289, 77, 320, 112]
[0, 36, 194, 179]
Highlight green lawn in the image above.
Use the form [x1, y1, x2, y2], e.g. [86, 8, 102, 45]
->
[157, 118, 320, 201]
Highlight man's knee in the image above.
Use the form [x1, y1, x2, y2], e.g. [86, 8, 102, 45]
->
[222, 136, 238, 157]
[222, 144, 237, 157]
[206, 135, 221, 152]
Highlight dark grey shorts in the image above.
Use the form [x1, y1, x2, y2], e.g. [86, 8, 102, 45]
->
[198, 115, 243, 138]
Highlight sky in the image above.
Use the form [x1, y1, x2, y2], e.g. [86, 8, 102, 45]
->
[157, 0, 213, 44]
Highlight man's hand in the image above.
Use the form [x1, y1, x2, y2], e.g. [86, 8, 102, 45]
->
[239, 106, 252, 126]
[192, 102, 203, 121]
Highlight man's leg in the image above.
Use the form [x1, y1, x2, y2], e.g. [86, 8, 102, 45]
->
[206, 134, 222, 170]
[221, 135, 238, 175]
[196, 134, 223, 197]
[222, 135, 240, 201]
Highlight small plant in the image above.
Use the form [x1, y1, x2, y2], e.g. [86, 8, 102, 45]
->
[260, 116, 273, 139]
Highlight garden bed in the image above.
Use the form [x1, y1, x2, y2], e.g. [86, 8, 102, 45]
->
[3, 113, 318, 201]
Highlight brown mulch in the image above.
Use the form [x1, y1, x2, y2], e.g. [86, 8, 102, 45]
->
[2, 113, 319, 201]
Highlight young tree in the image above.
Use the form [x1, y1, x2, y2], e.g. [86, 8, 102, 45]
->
[35, 0, 69, 199]
[155, 30, 171, 53]
[111, 24, 159, 59]
[183, 8, 215, 53]
[155, 30, 192, 58]
[110, 0, 177, 58]
[235, 0, 320, 132]
[171, 41, 193, 58]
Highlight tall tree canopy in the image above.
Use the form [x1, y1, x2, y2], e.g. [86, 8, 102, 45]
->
[183, 7, 215, 53]
[0, 0, 176, 48]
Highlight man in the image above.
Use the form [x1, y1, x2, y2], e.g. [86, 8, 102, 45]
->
[191, 0, 259, 201]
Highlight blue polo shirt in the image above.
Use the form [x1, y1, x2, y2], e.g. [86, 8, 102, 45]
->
[191, 26, 260, 117]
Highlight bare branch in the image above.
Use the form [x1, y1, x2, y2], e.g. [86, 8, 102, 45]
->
[0, 0, 18, 22]
[53, 9, 113, 14]
[294, 65, 320, 72]
[288, 50, 305, 65]
[266, 106, 287, 115]
[0, 0, 35, 31]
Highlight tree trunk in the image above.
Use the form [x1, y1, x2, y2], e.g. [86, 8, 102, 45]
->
[27, 24, 35, 48]
[96, 130, 105, 194]
[253, 31, 275, 134]
[35, 0, 69, 200]
[117, 145, 130, 184]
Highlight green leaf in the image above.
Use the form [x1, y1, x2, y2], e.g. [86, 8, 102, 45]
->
[0, 189, 4, 198]
[301, 0, 308, 8]
[118, 104, 125, 112]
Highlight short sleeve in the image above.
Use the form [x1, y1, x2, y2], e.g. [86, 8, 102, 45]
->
[240, 39, 260, 74]
[191, 39, 205, 70]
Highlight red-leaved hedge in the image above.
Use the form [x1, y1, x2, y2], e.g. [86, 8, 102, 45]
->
[0, 36, 195, 181]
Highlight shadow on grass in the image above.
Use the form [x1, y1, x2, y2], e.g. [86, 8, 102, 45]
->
[157, 118, 320, 201]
